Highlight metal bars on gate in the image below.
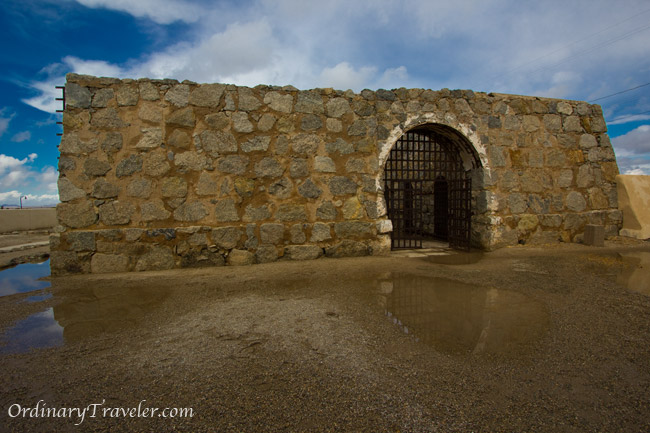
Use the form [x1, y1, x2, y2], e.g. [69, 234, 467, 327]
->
[385, 131, 428, 249]
[384, 128, 472, 251]
[448, 176, 472, 251]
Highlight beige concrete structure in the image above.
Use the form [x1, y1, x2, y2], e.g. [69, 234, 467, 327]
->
[0, 208, 57, 233]
[51, 74, 621, 274]
[616, 175, 650, 240]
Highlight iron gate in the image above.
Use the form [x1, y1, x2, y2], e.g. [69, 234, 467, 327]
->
[384, 129, 472, 251]
[448, 175, 472, 250]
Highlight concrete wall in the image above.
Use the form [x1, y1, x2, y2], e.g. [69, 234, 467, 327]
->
[50, 74, 621, 274]
[616, 175, 650, 239]
[0, 208, 57, 233]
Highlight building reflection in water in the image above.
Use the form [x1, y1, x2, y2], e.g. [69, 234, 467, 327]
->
[0, 308, 63, 354]
[378, 273, 550, 356]
[51, 281, 172, 343]
[617, 252, 650, 296]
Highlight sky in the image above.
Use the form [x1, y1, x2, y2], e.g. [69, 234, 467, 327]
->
[1, 0, 649, 207]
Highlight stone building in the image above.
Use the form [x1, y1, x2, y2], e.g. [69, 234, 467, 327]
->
[50, 73, 621, 274]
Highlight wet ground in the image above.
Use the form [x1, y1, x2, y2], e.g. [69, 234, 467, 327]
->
[0, 231, 50, 269]
[0, 238, 649, 432]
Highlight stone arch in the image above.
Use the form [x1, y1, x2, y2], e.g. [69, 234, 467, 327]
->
[378, 118, 485, 250]
[378, 114, 489, 174]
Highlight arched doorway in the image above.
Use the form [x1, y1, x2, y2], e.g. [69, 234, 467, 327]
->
[384, 124, 482, 250]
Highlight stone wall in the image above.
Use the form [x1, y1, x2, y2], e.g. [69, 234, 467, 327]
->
[51, 73, 621, 274]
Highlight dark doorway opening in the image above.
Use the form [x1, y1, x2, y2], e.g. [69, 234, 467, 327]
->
[384, 126, 480, 251]
[433, 176, 448, 239]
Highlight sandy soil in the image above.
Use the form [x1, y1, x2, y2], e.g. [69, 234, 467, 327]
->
[0, 239, 649, 432]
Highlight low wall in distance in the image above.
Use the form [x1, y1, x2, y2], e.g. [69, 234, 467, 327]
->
[0, 208, 57, 233]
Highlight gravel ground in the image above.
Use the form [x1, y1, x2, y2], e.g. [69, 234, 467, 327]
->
[0, 239, 649, 432]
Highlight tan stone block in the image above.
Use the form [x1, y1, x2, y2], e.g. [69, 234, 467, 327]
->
[136, 127, 162, 149]
[601, 162, 619, 182]
[563, 116, 583, 132]
[91, 253, 129, 273]
[588, 187, 609, 210]
[342, 197, 365, 220]
[567, 150, 584, 165]
[227, 249, 254, 266]
[135, 246, 176, 271]
[522, 115, 541, 132]
[143, 151, 170, 177]
[517, 214, 539, 232]
[285, 245, 322, 261]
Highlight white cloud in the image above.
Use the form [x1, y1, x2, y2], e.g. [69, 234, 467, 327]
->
[36, 116, 57, 127]
[22, 77, 65, 113]
[623, 163, 650, 176]
[22, 56, 125, 113]
[614, 154, 650, 176]
[0, 190, 59, 207]
[624, 168, 647, 175]
[74, 0, 203, 24]
[608, 114, 650, 125]
[612, 125, 650, 155]
[375, 66, 410, 91]
[24, 13, 414, 113]
[38, 166, 59, 193]
[0, 109, 15, 138]
[0, 153, 58, 204]
[133, 20, 278, 83]
[533, 71, 583, 99]
[0, 154, 35, 174]
[319, 62, 377, 91]
[62, 56, 125, 78]
[11, 131, 31, 143]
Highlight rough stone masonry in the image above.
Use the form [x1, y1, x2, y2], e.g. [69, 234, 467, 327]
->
[50, 73, 621, 274]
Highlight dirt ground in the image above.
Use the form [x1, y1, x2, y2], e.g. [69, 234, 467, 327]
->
[0, 237, 649, 432]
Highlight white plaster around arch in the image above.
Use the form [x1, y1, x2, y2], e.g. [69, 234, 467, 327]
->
[378, 113, 489, 173]
[373, 113, 491, 201]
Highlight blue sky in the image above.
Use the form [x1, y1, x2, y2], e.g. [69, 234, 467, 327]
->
[1, 0, 649, 206]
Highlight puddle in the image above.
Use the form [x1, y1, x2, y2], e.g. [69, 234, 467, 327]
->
[426, 252, 483, 265]
[0, 259, 549, 357]
[0, 259, 51, 297]
[617, 252, 650, 296]
[376, 274, 549, 356]
[0, 308, 63, 354]
[1, 278, 171, 353]
[51, 283, 171, 342]
[24, 293, 53, 303]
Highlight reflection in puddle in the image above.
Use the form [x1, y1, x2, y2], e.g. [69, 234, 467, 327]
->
[24, 293, 53, 303]
[618, 252, 650, 296]
[426, 252, 483, 265]
[1, 281, 171, 353]
[377, 274, 549, 356]
[0, 308, 63, 354]
[0, 260, 50, 297]
[51, 283, 171, 342]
